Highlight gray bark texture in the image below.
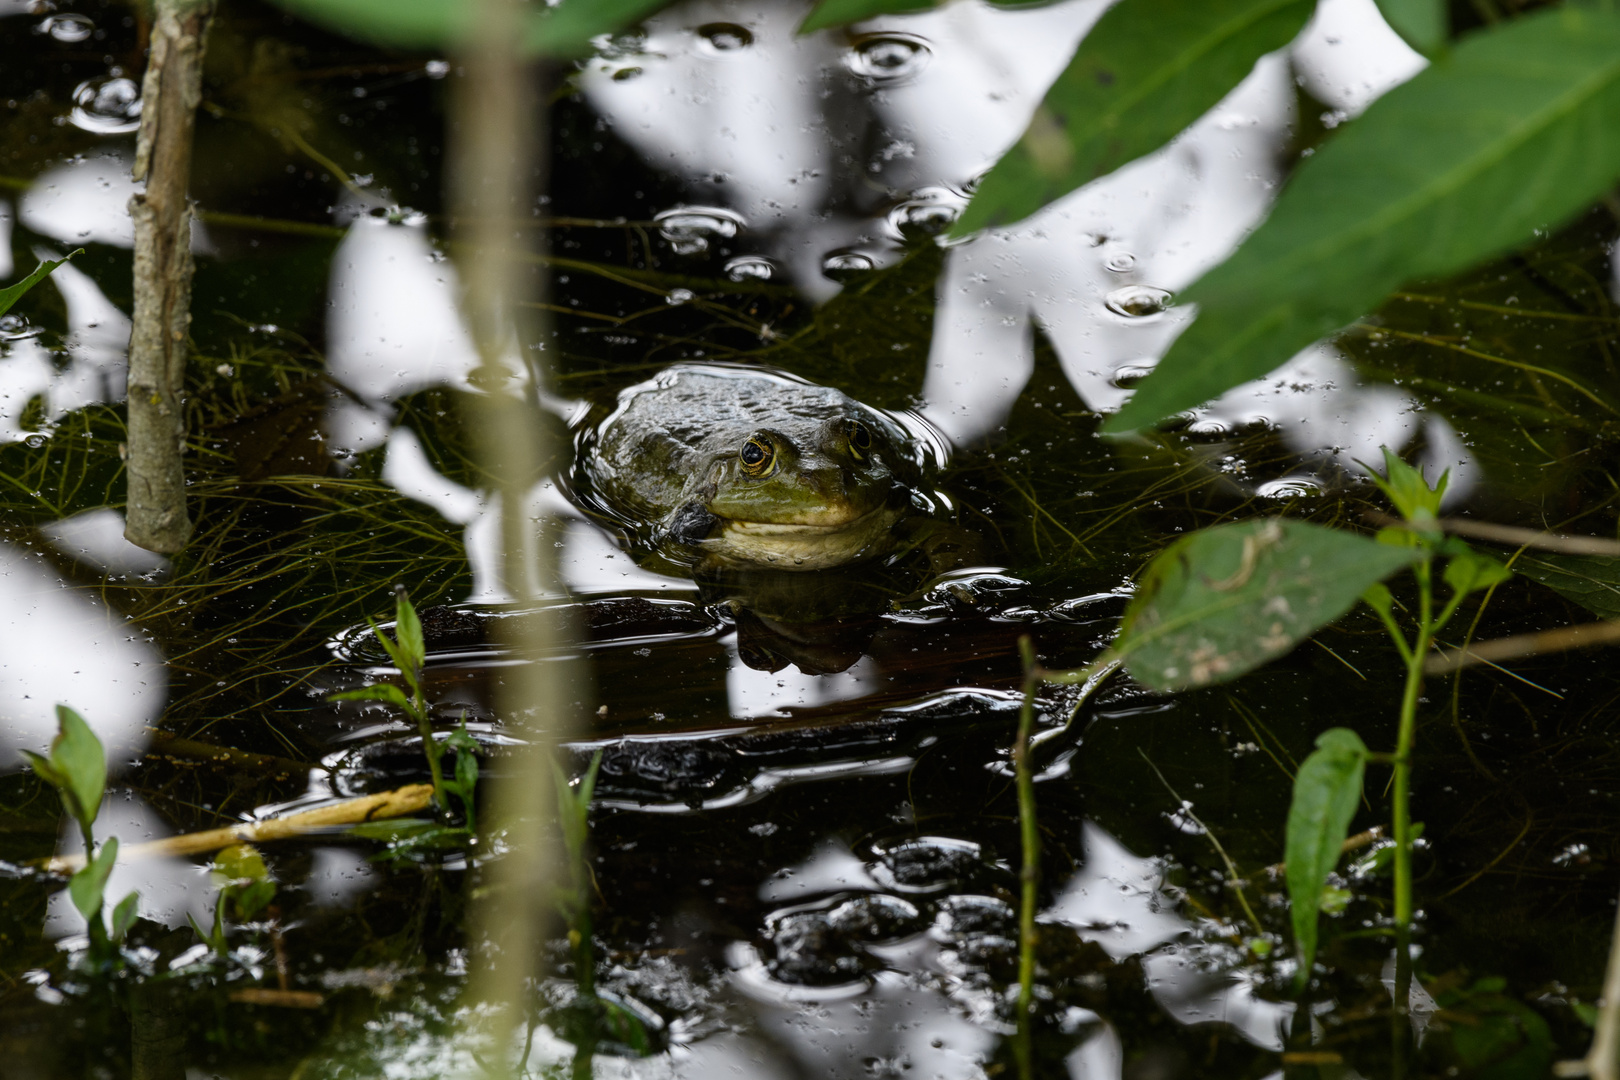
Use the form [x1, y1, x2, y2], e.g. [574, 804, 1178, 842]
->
[125, 0, 215, 554]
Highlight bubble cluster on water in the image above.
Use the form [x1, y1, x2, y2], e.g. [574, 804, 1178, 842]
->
[1104, 285, 1172, 318]
[70, 76, 141, 134]
[846, 33, 931, 86]
[1255, 476, 1324, 499]
[37, 13, 94, 43]
[654, 205, 744, 256]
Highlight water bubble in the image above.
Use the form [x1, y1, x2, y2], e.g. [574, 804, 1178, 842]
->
[1104, 285, 1172, 318]
[424, 59, 450, 79]
[0, 314, 39, 342]
[1108, 362, 1155, 389]
[724, 255, 775, 282]
[1105, 252, 1136, 273]
[1255, 476, 1324, 499]
[24, 434, 46, 449]
[70, 76, 142, 134]
[39, 13, 94, 43]
[654, 206, 744, 256]
[697, 22, 753, 52]
[665, 288, 695, 306]
[885, 188, 966, 240]
[821, 250, 875, 283]
[1183, 418, 1231, 439]
[846, 33, 930, 85]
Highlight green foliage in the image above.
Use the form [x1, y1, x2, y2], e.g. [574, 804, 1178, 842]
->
[1284, 728, 1367, 988]
[1515, 552, 1620, 620]
[1375, 0, 1447, 56]
[799, 0, 938, 33]
[22, 705, 106, 834]
[1431, 978, 1554, 1080]
[1112, 518, 1418, 692]
[69, 836, 119, 925]
[953, 0, 1315, 236]
[267, 0, 668, 56]
[191, 843, 277, 955]
[1108, 6, 1620, 431]
[0, 249, 82, 319]
[1370, 448, 1446, 526]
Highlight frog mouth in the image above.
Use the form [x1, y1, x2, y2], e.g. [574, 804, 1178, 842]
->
[710, 504, 900, 570]
[720, 502, 889, 535]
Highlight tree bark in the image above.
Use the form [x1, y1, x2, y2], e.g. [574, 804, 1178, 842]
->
[126, 0, 214, 554]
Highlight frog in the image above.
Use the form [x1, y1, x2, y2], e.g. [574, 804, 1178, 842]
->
[574, 363, 934, 573]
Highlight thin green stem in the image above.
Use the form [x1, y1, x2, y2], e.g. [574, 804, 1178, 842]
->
[412, 687, 447, 815]
[1013, 636, 1041, 1080]
[1392, 559, 1433, 939]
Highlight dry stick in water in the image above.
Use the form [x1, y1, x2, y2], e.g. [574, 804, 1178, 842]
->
[126, 0, 215, 554]
[1555, 883, 1620, 1079]
[1425, 621, 1620, 674]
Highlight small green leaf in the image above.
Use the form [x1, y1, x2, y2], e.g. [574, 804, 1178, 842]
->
[455, 746, 478, 793]
[1318, 885, 1352, 915]
[328, 684, 413, 711]
[1370, 448, 1446, 525]
[1285, 728, 1367, 987]
[1375, 0, 1447, 57]
[954, 0, 1315, 236]
[1361, 581, 1395, 619]
[799, 0, 938, 33]
[187, 911, 221, 952]
[232, 879, 278, 922]
[70, 837, 119, 923]
[364, 616, 416, 690]
[1443, 548, 1513, 598]
[215, 843, 269, 883]
[51, 705, 106, 830]
[1106, 6, 1620, 431]
[1114, 519, 1419, 691]
[23, 750, 65, 792]
[0, 249, 82, 319]
[393, 589, 427, 674]
[110, 891, 140, 943]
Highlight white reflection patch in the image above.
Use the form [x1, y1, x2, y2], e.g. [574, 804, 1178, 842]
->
[45, 792, 210, 934]
[39, 508, 170, 577]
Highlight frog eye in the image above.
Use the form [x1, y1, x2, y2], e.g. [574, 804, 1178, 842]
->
[847, 420, 873, 460]
[739, 435, 776, 476]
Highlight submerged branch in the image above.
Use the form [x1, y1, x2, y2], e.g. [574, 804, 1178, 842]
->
[1424, 620, 1620, 674]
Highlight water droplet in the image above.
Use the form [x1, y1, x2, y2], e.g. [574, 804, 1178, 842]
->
[1183, 419, 1230, 439]
[39, 13, 94, 43]
[424, 59, 450, 79]
[821, 250, 875, 282]
[1256, 476, 1323, 499]
[886, 188, 965, 240]
[0, 313, 38, 342]
[665, 288, 695, 306]
[70, 76, 141, 134]
[654, 206, 744, 256]
[846, 33, 930, 85]
[1108, 362, 1155, 389]
[724, 255, 775, 282]
[24, 434, 46, 449]
[1105, 252, 1136, 273]
[1104, 285, 1172, 318]
[697, 22, 753, 52]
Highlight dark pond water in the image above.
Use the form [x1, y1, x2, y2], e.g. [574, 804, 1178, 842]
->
[4, 1, 1620, 1077]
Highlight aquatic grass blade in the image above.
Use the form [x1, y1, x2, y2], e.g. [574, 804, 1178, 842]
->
[1515, 553, 1620, 620]
[953, 0, 1315, 236]
[70, 836, 119, 922]
[329, 684, 413, 710]
[1113, 519, 1419, 692]
[1285, 728, 1368, 989]
[1107, 6, 1620, 431]
[0, 249, 82, 318]
[392, 590, 427, 674]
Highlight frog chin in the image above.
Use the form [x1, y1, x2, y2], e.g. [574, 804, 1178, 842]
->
[707, 504, 900, 571]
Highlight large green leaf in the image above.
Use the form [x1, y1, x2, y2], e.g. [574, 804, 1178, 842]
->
[51, 705, 106, 830]
[1375, 0, 1447, 57]
[953, 0, 1314, 236]
[1113, 519, 1418, 691]
[1516, 553, 1620, 620]
[1107, 6, 1620, 432]
[1285, 728, 1367, 987]
[799, 0, 938, 34]
[268, 0, 667, 56]
[0, 250, 81, 319]
[70, 837, 119, 922]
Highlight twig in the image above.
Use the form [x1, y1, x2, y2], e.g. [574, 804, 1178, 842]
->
[1138, 748, 1264, 935]
[1364, 511, 1620, 557]
[1012, 637, 1041, 1080]
[1424, 620, 1620, 674]
[126, 0, 215, 554]
[1555, 878, 1620, 1079]
[40, 784, 432, 872]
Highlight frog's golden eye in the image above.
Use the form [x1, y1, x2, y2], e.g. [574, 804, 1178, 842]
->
[739, 435, 776, 476]
[847, 420, 873, 460]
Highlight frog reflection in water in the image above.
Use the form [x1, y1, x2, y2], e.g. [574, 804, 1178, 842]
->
[576, 364, 971, 673]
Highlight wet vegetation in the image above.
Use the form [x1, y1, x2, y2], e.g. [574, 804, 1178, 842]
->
[7, 0, 1620, 1078]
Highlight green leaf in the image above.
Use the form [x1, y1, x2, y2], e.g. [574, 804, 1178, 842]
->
[1516, 553, 1620, 620]
[1113, 519, 1420, 691]
[110, 891, 140, 943]
[364, 616, 415, 687]
[1360, 581, 1395, 620]
[23, 750, 65, 792]
[1369, 447, 1446, 525]
[1443, 547, 1512, 598]
[1107, 6, 1620, 431]
[393, 589, 427, 674]
[1375, 0, 1447, 57]
[455, 746, 478, 793]
[50, 705, 105, 830]
[1285, 728, 1367, 987]
[70, 837, 119, 923]
[953, 0, 1315, 236]
[328, 683, 413, 711]
[215, 843, 269, 884]
[268, 0, 668, 57]
[232, 879, 278, 922]
[0, 249, 81, 319]
[347, 817, 440, 841]
[799, 0, 939, 33]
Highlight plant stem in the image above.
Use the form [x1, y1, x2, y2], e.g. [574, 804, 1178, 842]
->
[1392, 559, 1433, 935]
[413, 694, 447, 815]
[1013, 636, 1040, 1080]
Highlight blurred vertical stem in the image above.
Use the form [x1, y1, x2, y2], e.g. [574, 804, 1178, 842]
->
[1013, 635, 1041, 1080]
[453, 0, 567, 1072]
[126, 0, 213, 554]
